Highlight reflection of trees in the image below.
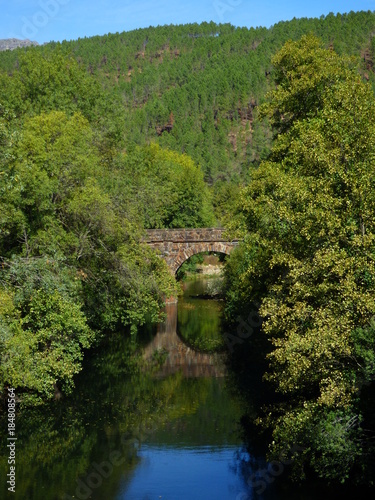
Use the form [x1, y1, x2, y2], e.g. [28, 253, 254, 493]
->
[178, 297, 224, 350]
[0, 283, 262, 499]
[0, 336, 140, 499]
[0, 332, 237, 499]
[143, 300, 225, 376]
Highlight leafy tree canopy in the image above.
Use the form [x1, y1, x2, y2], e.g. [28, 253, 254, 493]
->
[225, 34, 375, 483]
[107, 143, 215, 228]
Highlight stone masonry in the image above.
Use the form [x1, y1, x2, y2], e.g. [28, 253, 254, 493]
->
[144, 228, 239, 274]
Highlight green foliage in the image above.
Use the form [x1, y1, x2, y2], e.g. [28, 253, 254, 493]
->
[213, 181, 241, 224]
[0, 290, 93, 404]
[3, 12, 375, 188]
[0, 49, 102, 119]
[176, 254, 204, 281]
[1, 10, 375, 418]
[350, 321, 375, 389]
[0, 110, 101, 257]
[0, 75, 181, 404]
[260, 34, 356, 133]
[0, 257, 93, 403]
[108, 143, 215, 229]
[311, 411, 363, 481]
[225, 35, 375, 483]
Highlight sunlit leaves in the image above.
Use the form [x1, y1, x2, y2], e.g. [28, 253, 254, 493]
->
[225, 35, 375, 482]
[0, 49, 101, 119]
[110, 143, 215, 229]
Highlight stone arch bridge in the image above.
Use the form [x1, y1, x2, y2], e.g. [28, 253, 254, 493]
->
[144, 228, 239, 274]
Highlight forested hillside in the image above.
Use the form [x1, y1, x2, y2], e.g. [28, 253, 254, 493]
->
[2, 10, 375, 190]
[1, 10, 375, 407]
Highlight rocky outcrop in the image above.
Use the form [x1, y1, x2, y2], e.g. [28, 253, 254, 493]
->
[0, 38, 39, 51]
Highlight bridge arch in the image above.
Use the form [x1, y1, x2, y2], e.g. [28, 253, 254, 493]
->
[144, 228, 238, 275]
[173, 243, 233, 275]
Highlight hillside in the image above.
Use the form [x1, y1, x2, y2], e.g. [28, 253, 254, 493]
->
[1, 11, 375, 189]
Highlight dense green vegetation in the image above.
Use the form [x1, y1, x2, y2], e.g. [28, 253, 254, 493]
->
[1, 8, 375, 488]
[2, 11, 375, 189]
[0, 52, 203, 403]
[225, 34, 375, 485]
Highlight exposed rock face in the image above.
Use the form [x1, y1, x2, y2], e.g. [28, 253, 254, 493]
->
[0, 38, 39, 51]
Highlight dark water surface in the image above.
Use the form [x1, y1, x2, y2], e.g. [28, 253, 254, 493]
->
[1, 277, 370, 499]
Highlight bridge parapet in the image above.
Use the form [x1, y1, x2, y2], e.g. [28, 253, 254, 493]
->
[145, 227, 230, 243]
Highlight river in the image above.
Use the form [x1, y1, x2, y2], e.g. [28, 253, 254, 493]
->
[0, 276, 367, 499]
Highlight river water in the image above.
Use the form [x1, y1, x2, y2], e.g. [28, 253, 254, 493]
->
[0, 277, 366, 499]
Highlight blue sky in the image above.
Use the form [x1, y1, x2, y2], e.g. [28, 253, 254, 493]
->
[1, 0, 375, 44]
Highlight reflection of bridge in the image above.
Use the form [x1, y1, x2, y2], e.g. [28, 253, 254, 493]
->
[144, 228, 238, 274]
[143, 303, 225, 378]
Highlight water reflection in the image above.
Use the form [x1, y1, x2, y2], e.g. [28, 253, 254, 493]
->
[2, 275, 330, 500]
[120, 446, 248, 500]
[178, 278, 226, 351]
[0, 278, 253, 500]
[113, 373, 249, 500]
[143, 300, 225, 377]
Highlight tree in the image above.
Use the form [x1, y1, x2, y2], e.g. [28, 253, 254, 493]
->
[0, 49, 101, 119]
[0, 257, 93, 404]
[109, 143, 215, 229]
[225, 35, 375, 483]
[0, 111, 178, 404]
